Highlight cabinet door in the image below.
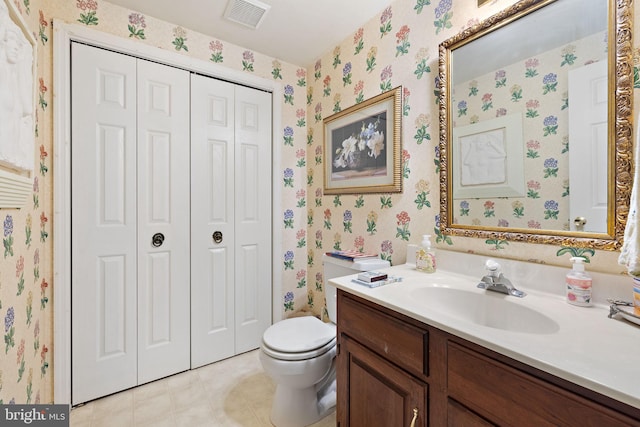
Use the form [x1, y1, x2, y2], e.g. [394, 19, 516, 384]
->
[448, 342, 640, 426]
[338, 336, 426, 427]
[447, 399, 495, 427]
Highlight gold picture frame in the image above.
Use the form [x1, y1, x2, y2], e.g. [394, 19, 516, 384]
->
[323, 87, 402, 195]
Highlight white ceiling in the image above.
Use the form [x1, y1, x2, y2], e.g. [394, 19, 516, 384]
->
[107, 0, 394, 67]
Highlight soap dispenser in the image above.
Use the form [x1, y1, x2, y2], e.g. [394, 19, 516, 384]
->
[416, 235, 436, 273]
[566, 256, 592, 306]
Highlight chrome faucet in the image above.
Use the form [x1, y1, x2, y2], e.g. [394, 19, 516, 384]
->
[477, 260, 526, 298]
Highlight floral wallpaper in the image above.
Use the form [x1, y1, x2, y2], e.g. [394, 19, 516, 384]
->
[1, 0, 308, 405]
[307, 0, 638, 322]
[0, 0, 639, 405]
[0, 0, 53, 406]
[451, 31, 607, 230]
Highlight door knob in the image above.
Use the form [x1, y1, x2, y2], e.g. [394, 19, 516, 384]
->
[152, 233, 165, 247]
[574, 216, 587, 231]
[212, 231, 223, 243]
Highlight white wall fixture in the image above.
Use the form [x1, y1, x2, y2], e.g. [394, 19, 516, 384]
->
[223, 0, 271, 29]
[0, 0, 36, 208]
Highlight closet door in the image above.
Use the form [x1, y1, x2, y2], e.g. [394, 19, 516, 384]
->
[71, 43, 138, 404]
[234, 85, 272, 353]
[136, 59, 191, 384]
[190, 76, 236, 367]
[190, 76, 272, 367]
[71, 44, 191, 403]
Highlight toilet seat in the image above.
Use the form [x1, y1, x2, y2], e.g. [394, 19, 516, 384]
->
[262, 317, 336, 361]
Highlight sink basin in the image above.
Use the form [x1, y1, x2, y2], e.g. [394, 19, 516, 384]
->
[410, 287, 560, 334]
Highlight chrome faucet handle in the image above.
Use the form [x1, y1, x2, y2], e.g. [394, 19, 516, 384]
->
[478, 260, 526, 298]
[485, 259, 501, 278]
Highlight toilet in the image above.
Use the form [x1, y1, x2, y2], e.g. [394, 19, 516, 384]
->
[259, 254, 390, 427]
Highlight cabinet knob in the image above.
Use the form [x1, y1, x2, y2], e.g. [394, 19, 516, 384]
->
[409, 408, 418, 427]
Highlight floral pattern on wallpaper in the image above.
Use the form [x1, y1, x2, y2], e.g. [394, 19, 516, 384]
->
[3, 0, 639, 404]
[2, 0, 309, 403]
[451, 32, 607, 231]
[305, 0, 640, 321]
[0, 0, 52, 404]
[307, 0, 469, 318]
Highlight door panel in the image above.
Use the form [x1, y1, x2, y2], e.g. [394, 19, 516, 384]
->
[190, 77, 272, 365]
[568, 61, 608, 233]
[190, 75, 236, 368]
[99, 256, 128, 357]
[71, 43, 138, 405]
[136, 59, 190, 384]
[235, 86, 272, 353]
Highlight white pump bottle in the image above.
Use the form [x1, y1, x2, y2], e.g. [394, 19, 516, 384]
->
[566, 256, 592, 306]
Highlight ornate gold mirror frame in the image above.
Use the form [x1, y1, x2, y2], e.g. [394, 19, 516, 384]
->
[438, 0, 632, 250]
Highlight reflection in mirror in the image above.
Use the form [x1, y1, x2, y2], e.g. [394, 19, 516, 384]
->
[438, 0, 633, 250]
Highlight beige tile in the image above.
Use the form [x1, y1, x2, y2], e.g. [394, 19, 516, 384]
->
[167, 369, 200, 390]
[133, 378, 169, 403]
[91, 410, 133, 427]
[70, 404, 93, 424]
[134, 413, 177, 427]
[238, 372, 275, 405]
[133, 393, 172, 425]
[221, 401, 266, 427]
[310, 411, 337, 427]
[90, 390, 134, 420]
[173, 402, 215, 427]
[69, 349, 336, 427]
[250, 401, 273, 426]
[170, 381, 209, 412]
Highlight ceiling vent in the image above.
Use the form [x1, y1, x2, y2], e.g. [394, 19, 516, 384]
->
[223, 0, 271, 29]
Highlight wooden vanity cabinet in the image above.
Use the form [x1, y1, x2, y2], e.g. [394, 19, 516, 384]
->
[337, 290, 430, 426]
[340, 336, 426, 426]
[336, 290, 640, 427]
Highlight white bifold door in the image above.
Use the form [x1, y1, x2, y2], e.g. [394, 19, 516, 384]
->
[190, 75, 272, 368]
[71, 43, 272, 405]
[71, 43, 191, 405]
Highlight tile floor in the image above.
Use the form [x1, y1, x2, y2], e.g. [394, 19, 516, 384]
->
[69, 350, 336, 427]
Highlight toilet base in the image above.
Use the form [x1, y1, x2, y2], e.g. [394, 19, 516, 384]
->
[270, 383, 334, 427]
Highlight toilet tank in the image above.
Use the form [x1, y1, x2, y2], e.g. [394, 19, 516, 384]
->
[323, 254, 390, 323]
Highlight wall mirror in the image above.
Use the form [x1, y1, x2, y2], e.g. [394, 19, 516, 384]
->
[438, 0, 632, 250]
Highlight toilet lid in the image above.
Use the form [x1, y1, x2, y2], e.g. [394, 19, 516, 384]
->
[262, 316, 336, 353]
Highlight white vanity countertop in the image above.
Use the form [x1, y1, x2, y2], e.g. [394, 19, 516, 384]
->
[330, 263, 640, 409]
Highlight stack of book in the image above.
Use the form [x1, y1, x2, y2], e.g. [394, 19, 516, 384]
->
[356, 271, 388, 283]
[350, 271, 396, 288]
[325, 249, 379, 261]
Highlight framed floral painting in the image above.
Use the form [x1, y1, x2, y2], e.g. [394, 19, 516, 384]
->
[323, 87, 402, 195]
